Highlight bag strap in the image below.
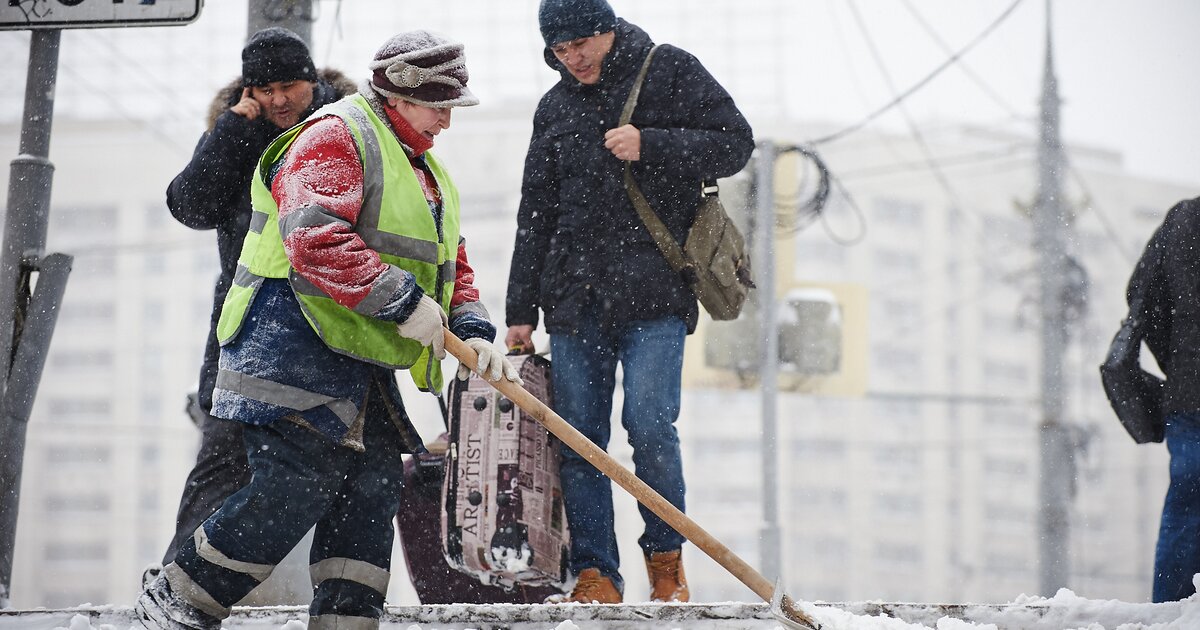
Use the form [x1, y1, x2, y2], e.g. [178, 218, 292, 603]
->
[619, 46, 693, 277]
[619, 44, 658, 127]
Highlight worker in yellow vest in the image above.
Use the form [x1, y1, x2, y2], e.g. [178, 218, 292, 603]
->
[137, 30, 519, 630]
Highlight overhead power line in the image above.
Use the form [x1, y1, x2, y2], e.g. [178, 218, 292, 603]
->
[842, 0, 1019, 291]
[52, 62, 192, 155]
[1066, 166, 1136, 265]
[899, 0, 1025, 120]
[837, 143, 1034, 180]
[806, 0, 1027, 146]
[78, 30, 204, 129]
[845, 0, 966, 212]
[321, 0, 345, 67]
[822, 172, 868, 246]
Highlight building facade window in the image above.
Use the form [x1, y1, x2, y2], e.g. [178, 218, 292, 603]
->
[46, 397, 111, 422]
[873, 197, 924, 229]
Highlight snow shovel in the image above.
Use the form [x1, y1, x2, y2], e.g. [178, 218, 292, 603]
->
[444, 330, 820, 630]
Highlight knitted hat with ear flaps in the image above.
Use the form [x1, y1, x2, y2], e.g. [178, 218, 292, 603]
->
[366, 30, 479, 108]
[242, 27, 317, 87]
[538, 0, 617, 47]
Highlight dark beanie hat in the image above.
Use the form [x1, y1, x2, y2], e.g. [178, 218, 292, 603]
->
[242, 27, 317, 87]
[538, 0, 617, 47]
[366, 30, 479, 108]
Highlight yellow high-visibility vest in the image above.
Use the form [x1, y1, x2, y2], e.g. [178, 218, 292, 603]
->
[216, 93, 460, 391]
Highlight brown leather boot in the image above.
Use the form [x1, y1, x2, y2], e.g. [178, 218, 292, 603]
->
[562, 567, 623, 603]
[646, 549, 689, 602]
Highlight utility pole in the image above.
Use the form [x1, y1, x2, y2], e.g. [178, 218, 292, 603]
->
[247, 0, 314, 44]
[0, 30, 73, 607]
[0, 4, 199, 606]
[1034, 0, 1073, 596]
[754, 140, 781, 583]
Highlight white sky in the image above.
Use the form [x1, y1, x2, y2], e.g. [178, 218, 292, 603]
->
[2, 0, 1198, 187]
[617, 0, 1200, 187]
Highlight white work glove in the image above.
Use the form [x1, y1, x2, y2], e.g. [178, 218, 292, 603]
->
[458, 337, 523, 385]
[396, 295, 447, 360]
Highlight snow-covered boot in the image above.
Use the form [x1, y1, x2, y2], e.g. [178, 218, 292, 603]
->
[141, 563, 163, 589]
[136, 573, 222, 630]
[646, 549, 689, 602]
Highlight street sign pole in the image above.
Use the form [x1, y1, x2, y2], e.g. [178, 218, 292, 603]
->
[0, 29, 66, 606]
[0, 1, 203, 605]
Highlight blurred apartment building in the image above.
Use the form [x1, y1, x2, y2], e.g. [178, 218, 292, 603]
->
[675, 122, 1189, 604]
[0, 0, 1194, 611]
[0, 118, 213, 607]
[2, 111, 1191, 610]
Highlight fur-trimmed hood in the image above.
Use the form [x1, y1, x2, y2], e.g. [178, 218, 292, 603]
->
[204, 67, 356, 130]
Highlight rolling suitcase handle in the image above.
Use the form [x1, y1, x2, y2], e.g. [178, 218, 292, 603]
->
[443, 330, 819, 630]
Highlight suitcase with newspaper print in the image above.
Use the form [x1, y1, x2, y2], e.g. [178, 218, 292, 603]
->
[441, 353, 570, 590]
[395, 437, 560, 603]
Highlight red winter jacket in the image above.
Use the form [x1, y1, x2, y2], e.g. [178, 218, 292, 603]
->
[270, 98, 491, 338]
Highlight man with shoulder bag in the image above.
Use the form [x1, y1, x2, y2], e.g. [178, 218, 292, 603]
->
[505, 0, 754, 604]
[1102, 196, 1200, 602]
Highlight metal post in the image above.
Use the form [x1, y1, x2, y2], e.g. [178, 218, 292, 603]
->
[1034, 0, 1072, 595]
[0, 29, 62, 606]
[755, 140, 781, 583]
[247, 0, 314, 45]
[0, 254, 70, 600]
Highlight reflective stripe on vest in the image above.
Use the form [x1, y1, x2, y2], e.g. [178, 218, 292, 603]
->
[216, 93, 460, 392]
[215, 368, 360, 429]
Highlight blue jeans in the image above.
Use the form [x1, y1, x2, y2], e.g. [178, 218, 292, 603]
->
[1154, 412, 1200, 602]
[550, 316, 687, 592]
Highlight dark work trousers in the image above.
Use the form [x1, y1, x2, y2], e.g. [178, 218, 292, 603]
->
[162, 406, 252, 565]
[169, 395, 407, 624]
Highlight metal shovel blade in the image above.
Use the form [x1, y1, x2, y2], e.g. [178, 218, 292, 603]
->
[771, 579, 821, 630]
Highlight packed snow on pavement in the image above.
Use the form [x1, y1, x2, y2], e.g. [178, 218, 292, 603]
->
[2, 579, 1199, 630]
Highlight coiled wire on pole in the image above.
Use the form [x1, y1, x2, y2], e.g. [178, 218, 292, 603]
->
[773, 145, 831, 234]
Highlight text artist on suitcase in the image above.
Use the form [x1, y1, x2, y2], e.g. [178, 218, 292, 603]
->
[137, 30, 520, 630]
[505, 0, 755, 604]
[435, 352, 567, 601]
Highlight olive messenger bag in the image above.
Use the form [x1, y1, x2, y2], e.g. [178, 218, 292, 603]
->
[620, 45, 756, 321]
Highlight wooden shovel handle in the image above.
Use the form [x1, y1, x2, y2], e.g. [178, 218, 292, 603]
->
[444, 330, 817, 628]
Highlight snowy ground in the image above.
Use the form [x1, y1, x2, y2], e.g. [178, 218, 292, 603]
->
[1, 587, 1197, 630]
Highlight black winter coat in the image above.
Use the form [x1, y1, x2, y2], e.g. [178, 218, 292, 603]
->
[1133, 196, 1200, 415]
[166, 70, 353, 411]
[505, 20, 754, 335]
